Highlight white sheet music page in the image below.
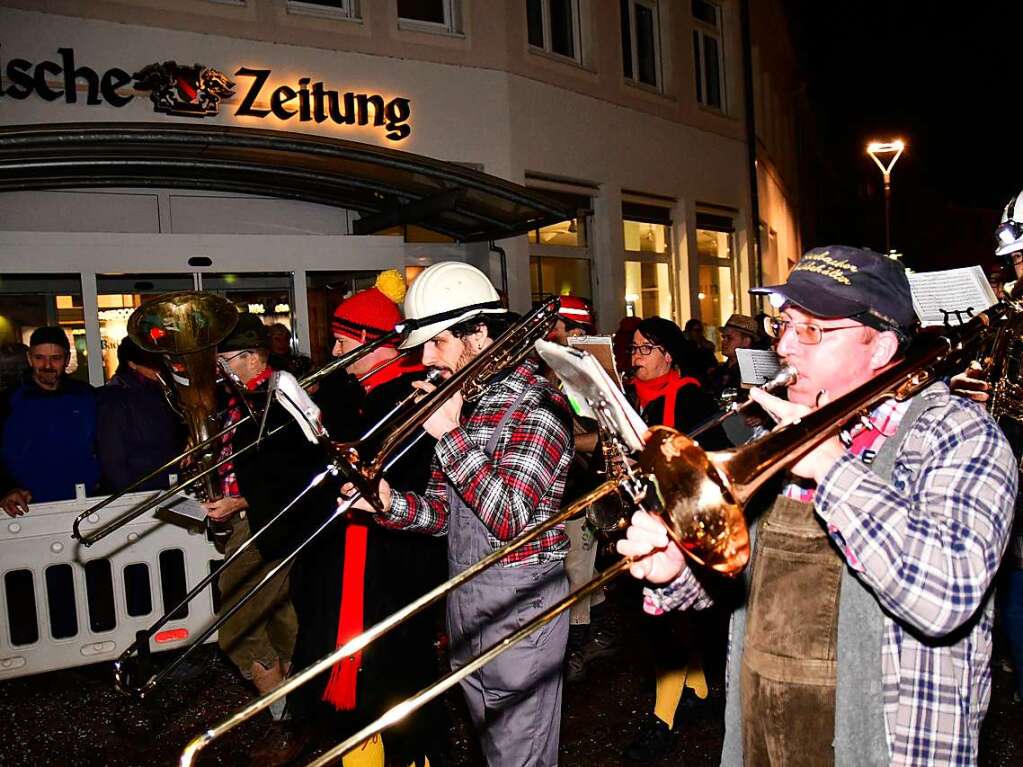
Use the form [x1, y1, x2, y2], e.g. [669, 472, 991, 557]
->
[907, 266, 997, 327]
[736, 349, 782, 387]
[534, 340, 647, 452]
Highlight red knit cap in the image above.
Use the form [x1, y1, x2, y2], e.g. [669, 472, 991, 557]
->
[332, 270, 406, 346]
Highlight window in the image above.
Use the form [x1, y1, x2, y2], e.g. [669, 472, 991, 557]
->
[531, 256, 592, 303]
[692, 0, 725, 110]
[527, 0, 581, 62]
[695, 211, 737, 350]
[623, 201, 673, 319]
[621, 0, 661, 89]
[398, 0, 460, 33]
[287, 0, 360, 20]
[527, 188, 593, 303]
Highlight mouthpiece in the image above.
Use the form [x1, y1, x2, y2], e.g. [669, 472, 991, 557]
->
[424, 368, 446, 385]
[763, 364, 798, 392]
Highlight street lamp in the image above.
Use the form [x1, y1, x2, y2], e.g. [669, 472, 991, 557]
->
[866, 139, 905, 256]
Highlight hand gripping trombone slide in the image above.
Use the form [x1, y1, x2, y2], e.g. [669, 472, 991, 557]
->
[180, 299, 1023, 766]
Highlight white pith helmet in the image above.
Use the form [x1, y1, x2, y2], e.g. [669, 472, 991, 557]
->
[398, 262, 506, 349]
[996, 192, 1023, 258]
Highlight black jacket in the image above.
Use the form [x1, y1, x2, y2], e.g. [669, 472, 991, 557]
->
[289, 369, 446, 764]
[96, 369, 185, 493]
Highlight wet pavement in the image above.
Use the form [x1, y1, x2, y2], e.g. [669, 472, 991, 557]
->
[2, 579, 1021, 767]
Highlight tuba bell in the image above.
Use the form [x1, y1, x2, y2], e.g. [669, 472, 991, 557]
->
[127, 291, 239, 512]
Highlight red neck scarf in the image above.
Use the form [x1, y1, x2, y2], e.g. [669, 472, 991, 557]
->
[633, 370, 701, 430]
[362, 355, 425, 394]
[322, 358, 423, 711]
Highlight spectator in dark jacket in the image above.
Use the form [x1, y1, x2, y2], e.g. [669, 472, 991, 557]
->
[96, 337, 184, 493]
[0, 326, 99, 516]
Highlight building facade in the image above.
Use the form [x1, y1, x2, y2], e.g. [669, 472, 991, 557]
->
[0, 0, 802, 383]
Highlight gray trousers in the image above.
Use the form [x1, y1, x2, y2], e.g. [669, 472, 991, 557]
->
[447, 562, 569, 767]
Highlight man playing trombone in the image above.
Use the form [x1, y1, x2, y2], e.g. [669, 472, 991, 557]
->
[619, 246, 1018, 766]
[343, 262, 575, 767]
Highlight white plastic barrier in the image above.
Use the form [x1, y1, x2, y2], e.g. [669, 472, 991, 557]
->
[0, 489, 222, 680]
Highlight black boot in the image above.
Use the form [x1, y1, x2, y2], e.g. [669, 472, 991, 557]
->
[624, 714, 677, 763]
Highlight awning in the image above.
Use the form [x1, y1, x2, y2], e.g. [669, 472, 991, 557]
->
[0, 123, 577, 242]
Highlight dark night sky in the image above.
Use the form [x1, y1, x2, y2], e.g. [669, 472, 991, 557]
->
[783, 1, 1023, 272]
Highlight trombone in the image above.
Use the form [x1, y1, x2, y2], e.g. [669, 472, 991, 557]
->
[72, 327, 403, 546]
[119, 297, 562, 698]
[180, 298, 1023, 767]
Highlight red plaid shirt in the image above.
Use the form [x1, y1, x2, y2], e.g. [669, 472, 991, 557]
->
[379, 359, 573, 566]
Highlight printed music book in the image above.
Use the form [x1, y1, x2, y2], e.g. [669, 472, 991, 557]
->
[534, 339, 647, 452]
[907, 265, 997, 327]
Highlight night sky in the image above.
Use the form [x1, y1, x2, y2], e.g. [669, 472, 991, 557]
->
[784, 1, 1023, 273]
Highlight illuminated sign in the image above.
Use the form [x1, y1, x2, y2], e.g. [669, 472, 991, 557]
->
[0, 46, 413, 142]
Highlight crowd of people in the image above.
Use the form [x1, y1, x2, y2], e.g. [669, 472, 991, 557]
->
[2, 218, 1023, 767]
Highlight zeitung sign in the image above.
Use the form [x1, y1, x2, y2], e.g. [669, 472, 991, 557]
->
[0, 45, 413, 142]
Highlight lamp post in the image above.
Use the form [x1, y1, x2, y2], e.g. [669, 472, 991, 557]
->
[866, 140, 905, 256]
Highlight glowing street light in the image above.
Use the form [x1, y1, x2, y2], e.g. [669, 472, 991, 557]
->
[866, 139, 905, 256]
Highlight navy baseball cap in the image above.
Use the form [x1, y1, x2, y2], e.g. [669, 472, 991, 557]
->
[751, 246, 916, 336]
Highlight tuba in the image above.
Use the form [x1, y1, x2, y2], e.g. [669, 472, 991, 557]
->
[127, 292, 239, 509]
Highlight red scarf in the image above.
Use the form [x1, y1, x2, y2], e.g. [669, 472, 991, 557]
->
[633, 370, 701, 430]
[322, 356, 424, 710]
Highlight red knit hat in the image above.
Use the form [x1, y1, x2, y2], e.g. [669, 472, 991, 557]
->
[332, 270, 407, 346]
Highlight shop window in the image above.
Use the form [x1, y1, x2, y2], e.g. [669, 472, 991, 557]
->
[695, 214, 737, 350]
[398, 0, 460, 33]
[621, 0, 661, 89]
[625, 261, 671, 319]
[96, 274, 194, 382]
[530, 256, 592, 303]
[527, 218, 586, 247]
[306, 270, 381, 368]
[623, 201, 674, 320]
[526, 188, 590, 247]
[287, 0, 360, 19]
[623, 221, 670, 254]
[692, 0, 725, 110]
[202, 272, 295, 336]
[0, 274, 88, 387]
[527, 0, 581, 62]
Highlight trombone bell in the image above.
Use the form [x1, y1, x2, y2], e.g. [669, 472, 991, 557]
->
[639, 427, 750, 575]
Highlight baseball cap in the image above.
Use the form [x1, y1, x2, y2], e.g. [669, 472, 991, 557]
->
[220, 313, 270, 352]
[751, 246, 916, 335]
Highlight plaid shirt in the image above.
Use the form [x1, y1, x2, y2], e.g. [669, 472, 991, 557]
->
[379, 358, 573, 566]
[645, 383, 1017, 766]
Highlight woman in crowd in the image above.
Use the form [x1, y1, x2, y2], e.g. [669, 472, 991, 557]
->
[625, 316, 726, 762]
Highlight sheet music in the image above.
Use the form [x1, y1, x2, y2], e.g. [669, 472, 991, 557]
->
[566, 335, 622, 389]
[736, 348, 782, 387]
[159, 492, 208, 522]
[534, 340, 647, 452]
[908, 266, 997, 327]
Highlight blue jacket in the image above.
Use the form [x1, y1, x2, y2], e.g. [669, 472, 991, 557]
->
[0, 377, 100, 502]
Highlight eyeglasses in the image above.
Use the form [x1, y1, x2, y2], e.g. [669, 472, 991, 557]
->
[218, 350, 250, 363]
[763, 316, 861, 346]
[628, 343, 664, 357]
